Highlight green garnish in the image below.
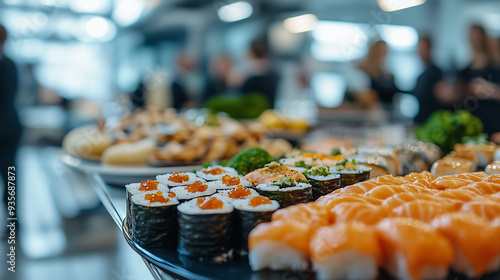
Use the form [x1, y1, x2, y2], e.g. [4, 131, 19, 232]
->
[294, 160, 312, 169]
[271, 176, 296, 187]
[304, 164, 331, 177]
[203, 162, 213, 168]
[298, 179, 309, 183]
[336, 158, 358, 171]
[330, 148, 341, 156]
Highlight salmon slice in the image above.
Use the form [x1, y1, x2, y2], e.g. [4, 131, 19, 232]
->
[330, 202, 389, 225]
[389, 200, 458, 222]
[334, 181, 381, 195]
[365, 184, 433, 200]
[461, 181, 500, 195]
[310, 222, 382, 280]
[409, 178, 433, 189]
[437, 189, 481, 202]
[316, 193, 383, 209]
[375, 175, 408, 186]
[404, 171, 435, 182]
[244, 162, 306, 185]
[383, 193, 456, 210]
[375, 217, 454, 280]
[431, 212, 500, 278]
[461, 199, 500, 221]
[456, 171, 489, 182]
[431, 177, 473, 190]
[271, 203, 330, 227]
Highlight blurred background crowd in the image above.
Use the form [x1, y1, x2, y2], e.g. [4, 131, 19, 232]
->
[1, 0, 500, 279]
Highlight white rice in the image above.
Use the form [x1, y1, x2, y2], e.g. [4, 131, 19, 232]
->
[177, 197, 233, 215]
[125, 182, 169, 197]
[212, 188, 259, 202]
[232, 197, 279, 212]
[156, 172, 201, 186]
[385, 251, 448, 280]
[306, 173, 340, 181]
[131, 191, 179, 207]
[313, 250, 379, 280]
[255, 182, 311, 192]
[330, 164, 372, 174]
[249, 241, 308, 271]
[289, 166, 307, 173]
[196, 165, 239, 181]
[207, 177, 252, 190]
[170, 183, 216, 200]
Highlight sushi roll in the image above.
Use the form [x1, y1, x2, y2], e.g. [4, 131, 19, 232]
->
[485, 161, 500, 175]
[170, 180, 216, 202]
[303, 164, 341, 200]
[125, 180, 169, 229]
[232, 196, 279, 253]
[212, 185, 259, 202]
[375, 217, 454, 280]
[331, 158, 371, 188]
[255, 176, 312, 208]
[248, 220, 313, 271]
[430, 156, 475, 177]
[128, 191, 179, 248]
[271, 202, 330, 227]
[310, 222, 382, 280]
[177, 196, 234, 262]
[196, 165, 239, 181]
[207, 174, 253, 190]
[156, 171, 200, 187]
[431, 212, 500, 278]
[347, 154, 392, 178]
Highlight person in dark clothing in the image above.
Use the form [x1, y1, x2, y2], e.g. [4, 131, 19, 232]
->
[0, 25, 21, 222]
[412, 36, 444, 124]
[240, 38, 280, 108]
[202, 54, 241, 104]
[357, 40, 401, 106]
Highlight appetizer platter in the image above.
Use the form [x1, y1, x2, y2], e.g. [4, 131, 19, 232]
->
[118, 145, 500, 280]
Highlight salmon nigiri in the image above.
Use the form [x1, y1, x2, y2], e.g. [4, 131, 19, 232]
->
[375, 217, 453, 280]
[389, 200, 457, 222]
[431, 177, 473, 190]
[383, 192, 455, 210]
[248, 220, 314, 271]
[431, 212, 500, 278]
[310, 222, 382, 280]
[460, 199, 500, 222]
[333, 181, 381, 195]
[404, 171, 435, 182]
[436, 189, 481, 202]
[271, 202, 330, 227]
[316, 193, 382, 209]
[330, 202, 388, 225]
[365, 184, 433, 200]
[461, 181, 500, 195]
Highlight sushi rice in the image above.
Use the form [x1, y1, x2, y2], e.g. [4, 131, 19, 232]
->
[207, 176, 253, 190]
[156, 172, 201, 187]
[125, 182, 169, 198]
[196, 165, 239, 181]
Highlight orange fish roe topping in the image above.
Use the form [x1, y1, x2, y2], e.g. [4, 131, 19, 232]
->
[302, 152, 326, 160]
[168, 192, 176, 198]
[145, 192, 170, 203]
[169, 172, 189, 183]
[196, 197, 224, 210]
[202, 167, 224, 175]
[228, 185, 252, 199]
[222, 174, 240, 186]
[186, 181, 209, 193]
[249, 196, 272, 207]
[139, 179, 160, 191]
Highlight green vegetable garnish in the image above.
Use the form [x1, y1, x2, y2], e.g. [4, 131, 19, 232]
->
[295, 160, 312, 169]
[227, 147, 272, 175]
[271, 176, 296, 187]
[336, 158, 358, 171]
[330, 148, 341, 156]
[304, 164, 331, 177]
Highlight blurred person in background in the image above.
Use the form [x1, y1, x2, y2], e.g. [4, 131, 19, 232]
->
[240, 38, 280, 108]
[412, 36, 445, 124]
[202, 54, 242, 103]
[356, 40, 401, 107]
[0, 24, 21, 225]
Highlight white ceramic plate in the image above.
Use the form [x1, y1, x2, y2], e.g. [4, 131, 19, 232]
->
[60, 152, 202, 186]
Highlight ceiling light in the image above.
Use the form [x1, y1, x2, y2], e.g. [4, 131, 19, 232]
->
[217, 1, 253, 23]
[283, 14, 317, 33]
[377, 0, 426, 12]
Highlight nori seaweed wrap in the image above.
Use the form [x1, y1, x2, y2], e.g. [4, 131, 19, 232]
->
[177, 196, 234, 262]
[255, 177, 312, 208]
[128, 191, 178, 248]
[331, 158, 372, 188]
[125, 180, 169, 230]
[231, 196, 279, 253]
[303, 165, 341, 200]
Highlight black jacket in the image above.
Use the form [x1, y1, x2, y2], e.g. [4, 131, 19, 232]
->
[0, 55, 21, 144]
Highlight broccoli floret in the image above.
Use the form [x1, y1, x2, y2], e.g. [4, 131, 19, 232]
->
[227, 147, 272, 175]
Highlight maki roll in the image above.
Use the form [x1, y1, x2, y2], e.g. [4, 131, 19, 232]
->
[177, 196, 234, 262]
[125, 180, 169, 229]
[331, 158, 371, 188]
[303, 165, 341, 200]
[196, 165, 239, 181]
[170, 180, 216, 202]
[128, 191, 179, 248]
[255, 176, 312, 208]
[232, 196, 279, 253]
[207, 174, 253, 190]
[156, 172, 200, 187]
[212, 185, 259, 202]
